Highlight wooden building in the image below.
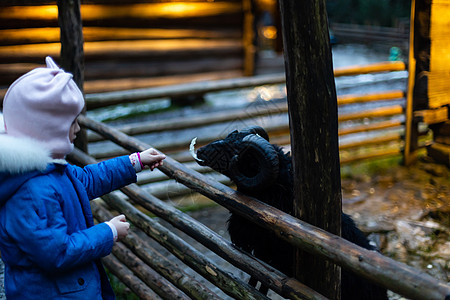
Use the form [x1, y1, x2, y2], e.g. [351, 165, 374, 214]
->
[0, 0, 262, 101]
[406, 0, 450, 166]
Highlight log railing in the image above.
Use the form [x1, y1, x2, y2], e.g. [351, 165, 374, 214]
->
[69, 147, 325, 300]
[69, 114, 450, 300]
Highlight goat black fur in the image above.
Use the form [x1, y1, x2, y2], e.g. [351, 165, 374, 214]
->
[196, 127, 388, 299]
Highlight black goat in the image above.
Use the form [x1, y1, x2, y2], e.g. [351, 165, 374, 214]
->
[195, 126, 388, 299]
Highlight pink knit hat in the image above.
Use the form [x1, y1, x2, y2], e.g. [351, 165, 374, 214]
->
[3, 57, 84, 157]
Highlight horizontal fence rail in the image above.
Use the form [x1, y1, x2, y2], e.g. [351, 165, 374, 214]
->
[82, 61, 411, 169]
[82, 61, 405, 109]
[75, 114, 450, 300]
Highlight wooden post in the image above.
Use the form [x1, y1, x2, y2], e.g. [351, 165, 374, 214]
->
[404, 0, 418, 165]
[278, 1, 341, 299]
[243, 0, 256, 76]
[57, 0, 87, 152]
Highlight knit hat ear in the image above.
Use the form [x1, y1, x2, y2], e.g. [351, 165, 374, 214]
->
[3, 56, 84, 157]
[45, 56, 60, 69]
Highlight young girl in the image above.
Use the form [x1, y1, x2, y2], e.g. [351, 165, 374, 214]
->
[0, 57, 166, 299]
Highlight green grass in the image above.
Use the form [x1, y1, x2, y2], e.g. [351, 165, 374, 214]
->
[340, 155, 403, 179]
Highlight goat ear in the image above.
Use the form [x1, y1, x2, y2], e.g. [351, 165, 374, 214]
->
[229, 134, 279, 191]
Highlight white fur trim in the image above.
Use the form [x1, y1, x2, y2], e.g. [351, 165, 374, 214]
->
[0, 134, 52, 174]
[0, 113, 5, 133]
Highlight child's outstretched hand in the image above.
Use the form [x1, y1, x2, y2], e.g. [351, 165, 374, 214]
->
[109, 214, 130, 240]
[140, 148, 166, 171]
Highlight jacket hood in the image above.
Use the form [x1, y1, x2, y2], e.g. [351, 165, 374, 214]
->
[0, 133, 57, 207]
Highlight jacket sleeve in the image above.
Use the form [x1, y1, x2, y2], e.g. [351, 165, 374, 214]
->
[4, 182, 114, 273]
[69, 155, 137, 200]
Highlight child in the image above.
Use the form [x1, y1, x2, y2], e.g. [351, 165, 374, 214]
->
[0, 57, 166, 299]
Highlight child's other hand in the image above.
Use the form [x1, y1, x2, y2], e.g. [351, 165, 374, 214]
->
[140, 148, 166, 171]
[109, 214, 130, 240]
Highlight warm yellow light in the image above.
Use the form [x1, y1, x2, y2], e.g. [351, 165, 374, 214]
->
[0, 3, 241, 21]
[0, 6, 57, 20]
[160, 3, 194, 15]
[262, 26, 277, 40]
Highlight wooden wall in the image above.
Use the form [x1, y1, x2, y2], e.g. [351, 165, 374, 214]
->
[0, 0, 254, 100]
[408, 0, 450, 166]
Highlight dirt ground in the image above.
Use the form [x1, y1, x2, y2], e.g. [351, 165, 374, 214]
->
[340, 156, 450, 286]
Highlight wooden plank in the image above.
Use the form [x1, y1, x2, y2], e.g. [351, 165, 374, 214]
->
[0, 27, 241, 46]
[0, 39, 243, 62]
[339, 132, 402, 151]
[338, 105, 404, 122]
[0, 0, 243, 6]
[338, 120, 403, 136]
[337, 90, 405, 105]
[83, 57, 243, 80]
[427, 142, 450, 167]
[0, 3, 243, 29]
[102, 254, 163, 300]
[333, 61, 406, 77]
[433, 120, 450, 136]
[414, 106, 449, 124]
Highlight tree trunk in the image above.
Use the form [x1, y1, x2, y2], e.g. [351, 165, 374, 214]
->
[57, 0, 87, 152]
[278, 1, 342, 299]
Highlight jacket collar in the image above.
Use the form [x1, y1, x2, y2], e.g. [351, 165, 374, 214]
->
[0, 133, 57, 175]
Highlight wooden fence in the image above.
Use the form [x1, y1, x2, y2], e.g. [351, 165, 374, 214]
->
[67, 112, 450, 299]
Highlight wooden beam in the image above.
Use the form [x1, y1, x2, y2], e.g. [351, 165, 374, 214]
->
[92, 202, 215, 300]
[242, 0, 255, 76]
[427, 143, 450, 167]
[404, 0, 419, 166]
[278, 0, 341, 297]
[102, 254, 163, 300]
[57, 0, 87, 152]
[333, 61, 406, 77]
[414, 106, 449, 124]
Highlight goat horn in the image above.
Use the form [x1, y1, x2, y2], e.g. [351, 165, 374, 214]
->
[189, 137, 204, 162]
[240, 126, 270, 141]
[229, 134, 279, 191]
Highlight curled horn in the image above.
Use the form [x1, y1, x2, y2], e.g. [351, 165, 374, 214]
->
[229, 134, 279, 191]
[240, 126, 270, 141]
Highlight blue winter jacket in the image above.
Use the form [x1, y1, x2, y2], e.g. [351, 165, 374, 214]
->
[0, 135, 137, 299]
